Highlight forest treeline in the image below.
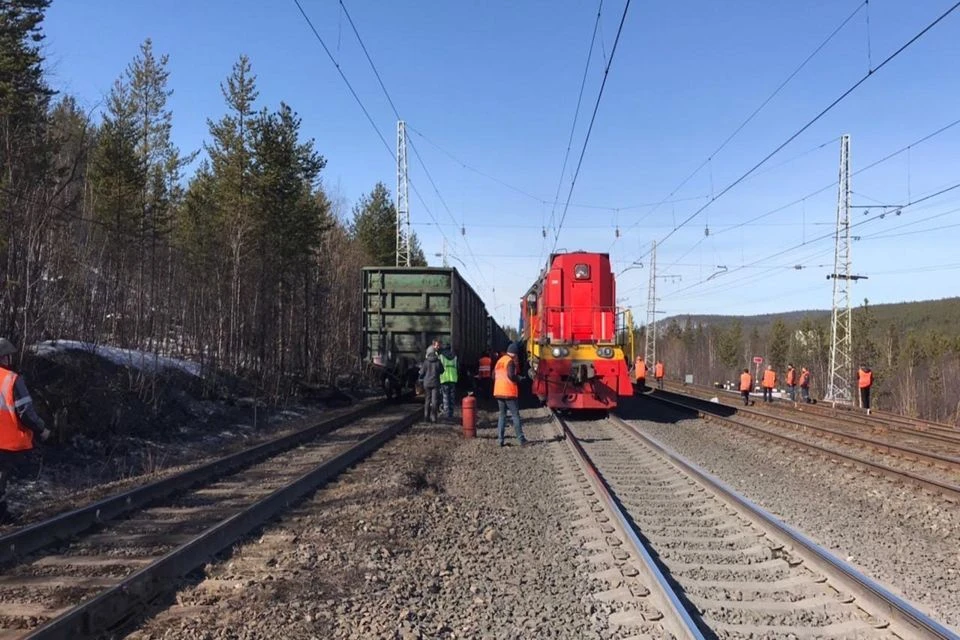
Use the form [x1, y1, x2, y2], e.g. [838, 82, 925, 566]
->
[646, 297, 960, 423]
[0, 2, 426, 396]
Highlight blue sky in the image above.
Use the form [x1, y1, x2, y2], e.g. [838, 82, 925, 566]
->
[42, 1, 960, 328]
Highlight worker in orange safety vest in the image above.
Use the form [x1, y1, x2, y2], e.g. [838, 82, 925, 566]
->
[799, 367, 812, 404]
[494, 343, 527, 447]
[654, 360, 665, 390]
[476, 352, 493, 399]
[858, 365, 873, 414]
[634, 356, 647, 391]
[785, 364, 797, 402]
[0, 338, 51, 523]
[739, 368, 753, 406]
[761, 365, 776, 403]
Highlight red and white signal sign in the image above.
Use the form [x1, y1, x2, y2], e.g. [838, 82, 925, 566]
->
[752, 356, 763, 364]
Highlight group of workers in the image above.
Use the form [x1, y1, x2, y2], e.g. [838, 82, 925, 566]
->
[418, 340, 526, 447]
[738, 363, 873, 411]
[632, 357, 665, 390]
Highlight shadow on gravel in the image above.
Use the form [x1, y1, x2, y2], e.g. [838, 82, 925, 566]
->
[616, 393, 725, 424]
[401, 451, 445, 494]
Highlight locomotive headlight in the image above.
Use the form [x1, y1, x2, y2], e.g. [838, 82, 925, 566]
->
[561, 347, 570, 356]
[597, 347, 614, 358]
[552, 347, 562, 357]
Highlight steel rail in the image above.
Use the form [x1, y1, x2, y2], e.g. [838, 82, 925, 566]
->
[551, 411, 706, 640]
[609, 414, 960, 640]
[643, 393, 960, 502]
[663, 381, 960, 440]
[655, 388, 960, 468]
[0, 398, 386, 567]
[23, 407, 420, 640]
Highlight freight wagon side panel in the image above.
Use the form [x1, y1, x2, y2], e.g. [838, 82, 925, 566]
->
[362, 268, 456, 370]
[450, 269, 487, 367]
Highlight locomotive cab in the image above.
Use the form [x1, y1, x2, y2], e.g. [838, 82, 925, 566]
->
[522, 252, 633, 410]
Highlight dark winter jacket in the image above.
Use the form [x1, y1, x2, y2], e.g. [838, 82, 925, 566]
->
[418, 352, 444, 389]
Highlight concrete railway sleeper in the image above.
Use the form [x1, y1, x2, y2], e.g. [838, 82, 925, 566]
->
[555, 411, 960, 639]
[647, 391, 960, 502]
[0, 403, 420, 639]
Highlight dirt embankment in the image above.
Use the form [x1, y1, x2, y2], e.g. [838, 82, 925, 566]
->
[5, 345, 361, 523]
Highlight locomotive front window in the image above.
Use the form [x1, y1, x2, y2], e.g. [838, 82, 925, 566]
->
[574, 264, 590, 280]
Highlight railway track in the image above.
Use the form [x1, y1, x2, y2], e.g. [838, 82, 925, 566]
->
[648, 387, 960, 502]
[664, 381, 960, 445]
[0, 401, 419, 639]
[556, 411, 960, 639]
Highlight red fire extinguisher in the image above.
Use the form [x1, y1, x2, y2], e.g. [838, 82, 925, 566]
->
[461, 394, 476, 439]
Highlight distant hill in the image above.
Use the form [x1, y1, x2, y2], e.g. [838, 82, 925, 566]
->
[664, 297, 960, 337]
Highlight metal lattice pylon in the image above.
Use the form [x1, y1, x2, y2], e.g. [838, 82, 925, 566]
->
[644, 241, 657, 366]
[396, 120, 411, 267]
[825, 134, 853, 404]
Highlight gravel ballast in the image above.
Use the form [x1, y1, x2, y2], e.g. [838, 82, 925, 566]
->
[623, 396, 960, 631]
[128, 405, 650, 639]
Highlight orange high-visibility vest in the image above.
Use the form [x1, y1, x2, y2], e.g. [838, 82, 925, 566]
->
[493, 355, 518, 399]
[0, 368, 34, 452]
[762, 370, 776, 388]
[739, 372, 752, 392]
[635, 358, 646, 379]
[478, 356, 492, 379]
[654, 362, 664, 378]
[858, 368, 873, 389]
[786, 368, 796, 386]
[800, 370, 810, 387]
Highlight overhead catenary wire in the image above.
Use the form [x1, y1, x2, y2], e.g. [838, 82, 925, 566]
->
[684, 115, 960, 242]
[552, 0, 632, 252]
[545, 0, 604, 245]
[618, 1, 869, 242]
[335, 0, 495, 289]
[657, 179, 960, 302]
[629, 1, 960, 263]
[293, 0, 490, 287]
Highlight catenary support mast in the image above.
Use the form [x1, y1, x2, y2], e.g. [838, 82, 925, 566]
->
[825, 134, 855, 405]
[396, 120, 411, 267]
[644, 241, 657, 366]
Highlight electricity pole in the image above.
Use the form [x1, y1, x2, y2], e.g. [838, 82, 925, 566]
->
[396, 120, 411, 267]
[825, 134, 866, 405]
[644, 241, 657, 366]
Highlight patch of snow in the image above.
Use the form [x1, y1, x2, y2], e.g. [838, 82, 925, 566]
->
[34, 340, 202, 377]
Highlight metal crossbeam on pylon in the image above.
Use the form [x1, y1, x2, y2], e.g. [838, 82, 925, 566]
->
[396, 120, 411, 267]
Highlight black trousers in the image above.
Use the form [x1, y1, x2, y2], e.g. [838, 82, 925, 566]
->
[0, 450, 27, 513]
[762, 387, 773, 402]
[741, 390, 750, 405]
[860, 386, 871, 410]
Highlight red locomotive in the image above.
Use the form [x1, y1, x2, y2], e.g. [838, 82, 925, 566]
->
[521, 252, 633, 410]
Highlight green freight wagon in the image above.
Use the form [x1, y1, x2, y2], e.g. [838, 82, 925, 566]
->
[361, 267, 493, 394]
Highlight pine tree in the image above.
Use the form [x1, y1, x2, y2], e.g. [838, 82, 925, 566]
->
[88, 77, 145, 341]
[715, 321, 742, 369]
[250, 102, 326, 378]
[126, 39, 193, 340]
[350, 182, 428, 266]
[768, 319, 790, 370]
[205, 54, 260, 365]
[0, 0, 55, 344]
